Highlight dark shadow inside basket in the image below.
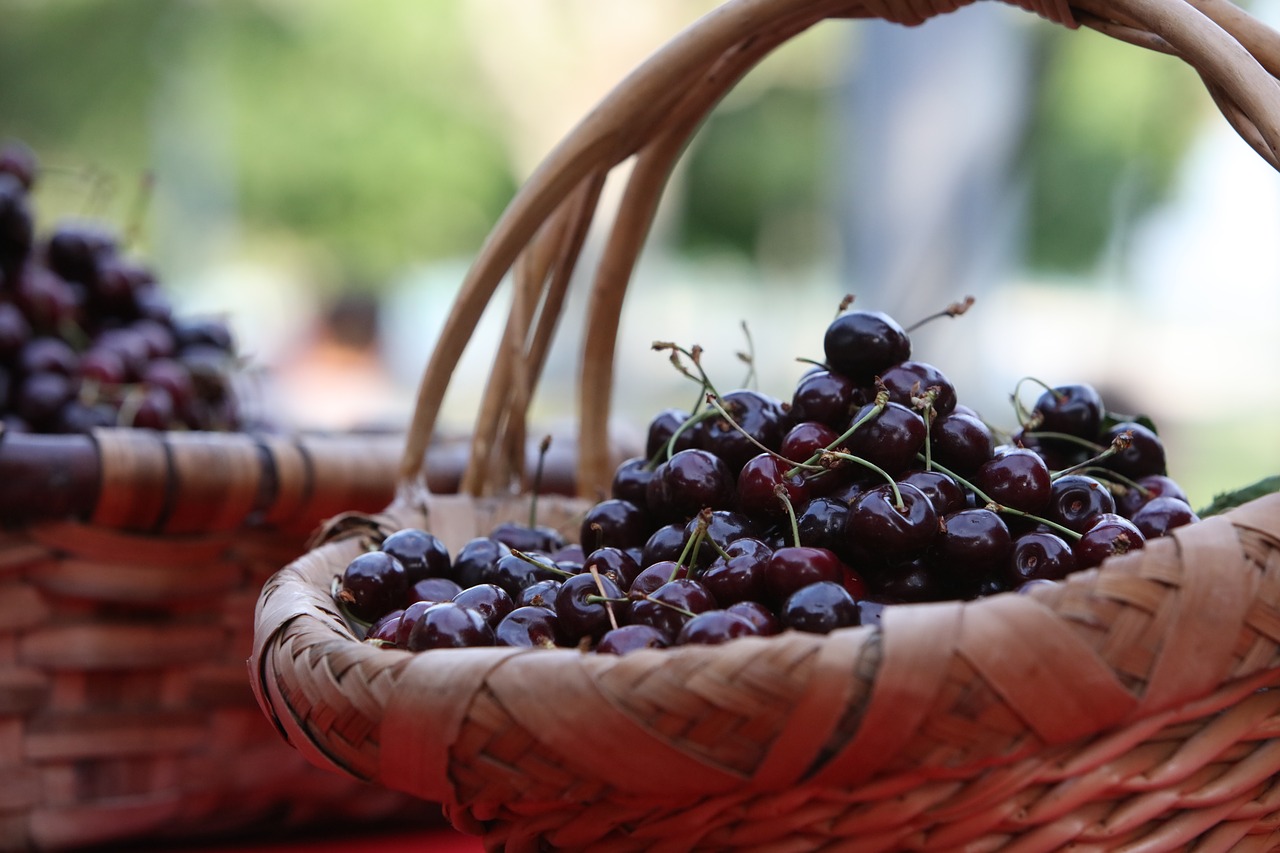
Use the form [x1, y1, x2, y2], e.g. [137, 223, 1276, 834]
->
[251, 0, 1280, 848]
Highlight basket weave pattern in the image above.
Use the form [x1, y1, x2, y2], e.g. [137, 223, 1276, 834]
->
[0, 428, 438, 851]
[252, 0, 1280, 849]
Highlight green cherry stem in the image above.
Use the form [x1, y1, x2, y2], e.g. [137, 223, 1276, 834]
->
[1050, 431, 1130, 480]
[510, 549, 577, 579]
[774, 483, 802, 549]
[919, 456, 1082, 542]
[785, 387, 889, 479]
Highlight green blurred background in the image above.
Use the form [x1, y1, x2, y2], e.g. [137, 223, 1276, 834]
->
[3, 0, 1278, 508]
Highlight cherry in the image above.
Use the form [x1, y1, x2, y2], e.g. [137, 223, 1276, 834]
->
[937, 508, 1012, 572]
[779, 421, 840, 466]
[683, 509, 757, 568]
[610, 456, 653, 507]
[641, 523, 688, 567]
[382, 527, 453, 583]
[845, 482, 939, 559]
[490, 521, 566, 554]
[974, 447, 1051, 513]
[1130, 496, 1199, 539]
[488, 553, 560, 599]
[365, 609, 405, 647]
[779, 581, 861, 634]
[676, 610, 757, 645]
[0, 302, 32, 362]
[929, 410, 994, 477]
[1045, 474, 1116, 534]
[579, 498, 648, 551]
[726, 600, 781, 636]
[880, 360, 957, 417]
[452, 537, 512, 589]
[555, 572, 628, 643]
[790, 369, 863, 429]
[762, 545, 848, 605]
[873, 558, 950, 603]
[645, 407, 697, 460]
[629, 578, 716, 642]
[337, 551, 409, 623]
[1006, 531, 1077, 584]
[582, 546, 642, 590]
[78, 347, 128, 385]
[1031, 383, 1104, 446]
[408, 576, 464, 606]
[1075, 513, 1146, 569]
[843, 401, 927, 477]
[648, 448, 736, 522]
[451, 583, 514, 628]
[20, 336, 78, 377]
[900, 470, 967, 517]
[629, 561, 687, 597]
[15, 372, 76, 428]
[515, 579, 563, 610]
[597, 624, 668, 655]
[795, 496, 852, 557]
[698, 389, 788, 472]
[699, 538, 772, 606]
[737, 453, 810, 519]
[1116, 474, 1188, 518]
[1100, 422, 1167, 479]
[405, 602, 494, 651]
[495, 606, 564, 648]
[823, 309, 911, 382]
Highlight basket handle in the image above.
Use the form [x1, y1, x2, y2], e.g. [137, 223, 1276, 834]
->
[396, 0, 1280, 502]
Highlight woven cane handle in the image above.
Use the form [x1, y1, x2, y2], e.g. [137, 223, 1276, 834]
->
[396, 0, 1280, 503]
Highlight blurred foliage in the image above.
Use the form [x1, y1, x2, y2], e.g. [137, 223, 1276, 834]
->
[0, 1, 1207, 287]
[1017, 26, 1204, 273]
[0, 0, 518, 289]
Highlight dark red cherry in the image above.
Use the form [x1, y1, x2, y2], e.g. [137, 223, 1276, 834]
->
[843, 401, 927, 476]
[490, 521, 566, 554]
[611, 456, 654, 507]
[597, 623, 668, 655]
[382, 527, 453, 583]
[1006, 531, 1078, 584]
[823, 309, 911, 382]
[649, 448, 736, 522]
[629, 561, 687, 597]
[451, 584, 515, 629]
[676, 610, 757, 645]
[1075, 513, 1146, 569]
[407, 576, 464, 606]
[452, 537, 511, 589]
[1045, 474, 1116, 534]
[845, 482, 939, 559]
[1100, 422, 1167, 479]
[697, 389, 788, 472]
[1031, 383, 1104, 446]
[338, 551, 409, 623]
[646, 407, 698, 460]
[683, 509, 757, 568]
[726, 600, 781, 636]
[406, 602, 495, 651]
[579, 498, 649, 552]
[779, 421, 840, 466]
[790, 369, 864, 429]
[737, 453, 810, 519]
[365, 609, 405, 647]
[495, 606, 563, 648]
[762, 545, 848, 605]
[582, 546, 642, 590]
[1130, 496, 1199, 539]
[779, 581, 861, 634]
[641, 523, 688, 567]
[935, 507, 1011, 577]
[555, 572, 628, 643]
[628, 578, 716, 642]
[899, 470, 967, 517]
[879, 360, 957, 417]
[974, 448, 1051, 513]
[515, 579, 563, 610]
[700, 538, 772, 606]
[1116, 474, 1188, 518]
[929, 411, 995, 477]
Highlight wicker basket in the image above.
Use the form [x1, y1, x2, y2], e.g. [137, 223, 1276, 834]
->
[251, 0, 1280, 849]
[0, 426, 451, 852]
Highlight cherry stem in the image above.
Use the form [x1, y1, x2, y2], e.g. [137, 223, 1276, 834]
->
[919, 456, 1082, 541]
[1072, 465, 1150, 498]
[1050, 431, 1129, 480]
[738, 320, 756, 390]
[915, 388, 938, 470]
[1020, 430, 1105, 454]
[588, 566, 620, 632]
[632, 592, 697, 619]
[652, 341, 723, 405]
[904, 295, 975, 333]
[656, 407, 717, 467]
[676, 512, 709, 574]
[529, 434, 551, 528]
[1010, 376, 1062, 429]
[835, 294, 855, 319]
[510, 549, 576, 579]
[786, 386, 889, 479]
[826, 450, 904, 509]
[774, 483, 802, 548]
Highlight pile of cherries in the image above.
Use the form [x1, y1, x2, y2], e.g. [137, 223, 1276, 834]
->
[338, 303, 1200, 654]
[0, 139, 243, 434]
